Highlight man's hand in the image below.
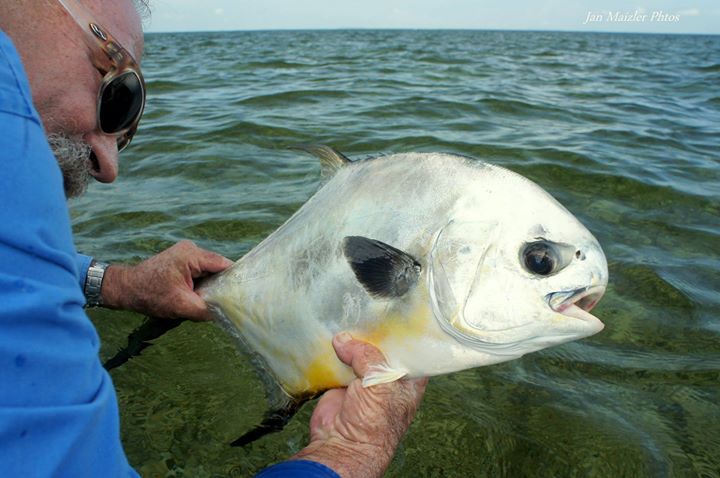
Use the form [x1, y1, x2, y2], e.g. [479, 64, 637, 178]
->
[293, 333, 428, 478]
[100, 240, 233, 321]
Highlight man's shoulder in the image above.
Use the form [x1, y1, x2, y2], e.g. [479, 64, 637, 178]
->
[0, 30, 41, 122]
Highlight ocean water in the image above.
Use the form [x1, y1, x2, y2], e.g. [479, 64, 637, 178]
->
[71, 30, 720, 477]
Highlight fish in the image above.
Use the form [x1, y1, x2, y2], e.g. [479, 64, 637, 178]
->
[198, 145, 608, 444]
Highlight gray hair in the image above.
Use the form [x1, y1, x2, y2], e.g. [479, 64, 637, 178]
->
[47, 133, 93, 198]
[133, 0, 150, 17]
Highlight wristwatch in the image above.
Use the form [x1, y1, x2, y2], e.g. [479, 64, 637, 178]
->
[84, 260, 109, 308]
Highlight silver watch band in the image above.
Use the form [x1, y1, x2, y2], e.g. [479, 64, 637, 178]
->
[84, 261, 109, 308]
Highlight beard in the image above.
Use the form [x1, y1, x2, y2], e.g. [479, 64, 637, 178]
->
[46, 133, 93, 199]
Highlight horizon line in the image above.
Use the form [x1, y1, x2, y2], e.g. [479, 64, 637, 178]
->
[145, 27, 720, 36]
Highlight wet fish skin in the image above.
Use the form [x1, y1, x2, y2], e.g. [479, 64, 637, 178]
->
[199, 148, 608, 399]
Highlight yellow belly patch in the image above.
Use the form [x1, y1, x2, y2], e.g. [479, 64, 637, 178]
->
[285, 345, 354, 395]
[304, 353, 347, 391]
[362, 301, 433, 345]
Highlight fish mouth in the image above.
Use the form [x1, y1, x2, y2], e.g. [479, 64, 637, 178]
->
[546, 285, 606, 323]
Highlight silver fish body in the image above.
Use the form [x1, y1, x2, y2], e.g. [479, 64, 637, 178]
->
[199, 149, 608, 398]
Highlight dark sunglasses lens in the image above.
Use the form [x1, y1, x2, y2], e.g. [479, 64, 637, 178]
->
[99, 71, 144, 133]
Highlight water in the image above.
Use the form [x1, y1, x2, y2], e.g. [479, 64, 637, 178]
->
[70, 30, 720, 477]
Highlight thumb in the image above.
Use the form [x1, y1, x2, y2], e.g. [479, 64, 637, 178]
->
[178, 290, 214, 321]
[332, 332, 386, 379]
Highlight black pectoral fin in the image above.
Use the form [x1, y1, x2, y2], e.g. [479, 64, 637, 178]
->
[343, 236, 422, 298]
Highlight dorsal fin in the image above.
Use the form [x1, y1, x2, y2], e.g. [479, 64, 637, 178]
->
[290, 144, 351, 178]
[343, 236, 421, 299]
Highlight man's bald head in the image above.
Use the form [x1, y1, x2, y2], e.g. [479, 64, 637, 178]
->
[0, 0, 146, 197]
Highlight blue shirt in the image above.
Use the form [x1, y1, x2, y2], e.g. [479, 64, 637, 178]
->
[75, 253, 92, 290]
[0, 31, 138, 477]
[256, 460, 340, 477]
[0, 31, 338, 478]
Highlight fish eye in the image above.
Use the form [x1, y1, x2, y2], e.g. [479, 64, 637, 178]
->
[522, 242, 557, 276]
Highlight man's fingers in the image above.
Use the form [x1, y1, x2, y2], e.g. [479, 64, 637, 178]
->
[407, 377, 429, 399]
[310, 388, 346, 439]
[196, 251, 234, 275]
[332, 333, 387, 379]
[168, 241, 233, 277]
[189, 250, 233, 280]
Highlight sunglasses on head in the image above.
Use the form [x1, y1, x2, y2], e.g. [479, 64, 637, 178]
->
[56, 0, 146, 151]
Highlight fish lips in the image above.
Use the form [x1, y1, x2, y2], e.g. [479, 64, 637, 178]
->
[546, 285, 606, 335]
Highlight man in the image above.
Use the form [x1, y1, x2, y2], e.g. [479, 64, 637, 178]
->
[0, 0, 426, 477]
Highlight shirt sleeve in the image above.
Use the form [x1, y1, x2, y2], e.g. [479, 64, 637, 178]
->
[0, 31, 138, 478]
[75, 252, 93, 292]
[255, 460, 341, 478]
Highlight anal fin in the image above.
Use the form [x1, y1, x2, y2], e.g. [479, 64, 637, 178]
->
[362, 363, 408, 388]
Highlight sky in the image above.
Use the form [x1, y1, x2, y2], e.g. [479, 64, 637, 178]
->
[144, 0, 719, 34]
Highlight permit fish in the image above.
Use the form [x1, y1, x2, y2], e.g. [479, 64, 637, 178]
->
[198, 146, 608, 444]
